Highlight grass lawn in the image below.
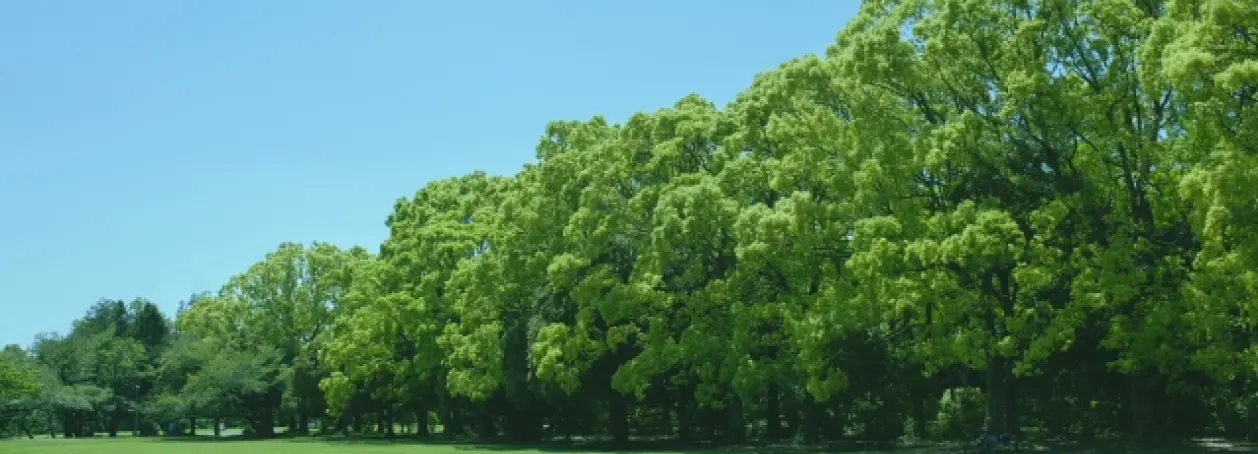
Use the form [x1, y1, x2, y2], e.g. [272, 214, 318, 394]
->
[0, 437, 725, 454]
[4, 436, 1253, 454]
[0, 438, 526, 454]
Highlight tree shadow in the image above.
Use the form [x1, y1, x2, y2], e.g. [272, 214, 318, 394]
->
[262, 436, 984, 454]
[155, 433, 297, 443]
[188, 435, 882, 454]
[308, 436, 738, 453]
[976, 437, 1258, 454]
[153, 435, 1258, 454]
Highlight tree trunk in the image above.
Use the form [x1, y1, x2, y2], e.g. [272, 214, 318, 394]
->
[299, 406, 309, 435]
[19, 417, 33, 439]
[189, 418, 197, 436]
[783, 391, 800, 439]
[450, 400, 465, 436]
[984, 355, 1007, 435]
[1004, 376, 1019, 437]
[766, 383, 782, 441]
[676, 394, 693, 443]
[415, 403, 430, 437]
[802, 395, 821, 443]
[659, 400, 673, 439]
[912, 390, 928, 440]
[437, 392, 457, 437]
[257, 407, 276, 437]
[705, 407, 721, 441]
[559, 407, 573, 442]
[476, 407, 495, 439]
[609, 393, 630, 444]
[726, 392, 746, 444]
[505, 401, 541, 442]
[213, 418, 221, 437]
[1128, 371, 1153, 445]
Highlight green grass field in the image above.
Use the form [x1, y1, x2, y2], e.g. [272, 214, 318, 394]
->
[0, 438, 590, 454]
[0, 436, 774, 454]
[4, 436, 1254, 454]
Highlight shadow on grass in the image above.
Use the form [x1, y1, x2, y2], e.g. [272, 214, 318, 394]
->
[154, 434, 1258, 454]
[156, 434, 880, 453]
[157, 434, 714, 451]
[320, 437, 744, 453]
[1040, 438, 1258, 454]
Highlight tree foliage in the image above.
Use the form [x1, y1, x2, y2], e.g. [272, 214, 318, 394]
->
[8, 0, 1258, 446]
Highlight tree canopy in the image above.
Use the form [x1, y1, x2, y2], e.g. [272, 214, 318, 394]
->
[6, 0, 1258, 447]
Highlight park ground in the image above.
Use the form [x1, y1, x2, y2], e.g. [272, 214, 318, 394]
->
[3, 437, 1258, 454]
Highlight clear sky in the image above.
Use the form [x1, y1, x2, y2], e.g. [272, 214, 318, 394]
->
[0, 0, 860, 347]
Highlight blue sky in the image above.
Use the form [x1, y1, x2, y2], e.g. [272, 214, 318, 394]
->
[0, 0, 859, 347]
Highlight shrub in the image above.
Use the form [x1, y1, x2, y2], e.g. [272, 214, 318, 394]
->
[931, 387, 985, 440]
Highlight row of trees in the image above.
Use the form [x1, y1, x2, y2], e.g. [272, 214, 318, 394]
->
[1, 299, 168, 438]
[5, 0, 1258, 446]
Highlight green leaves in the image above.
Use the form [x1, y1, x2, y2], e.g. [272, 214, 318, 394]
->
[0, 349, 39, 403]
[16, 0, 1258, 442]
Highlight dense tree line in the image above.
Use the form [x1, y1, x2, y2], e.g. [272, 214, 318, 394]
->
[4, 0, 1258, 447]
[1, 299, 168, 438]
